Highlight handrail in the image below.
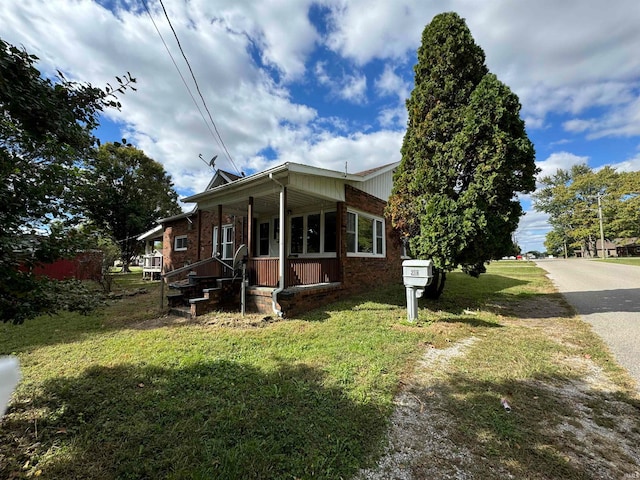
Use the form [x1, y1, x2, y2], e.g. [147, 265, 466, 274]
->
[163, 255, 233, 280]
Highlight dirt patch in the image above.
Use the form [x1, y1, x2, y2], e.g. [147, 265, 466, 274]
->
[357, 336, 640, 480]
[130, 312, 280, 330]
[355, 337, 516, 480]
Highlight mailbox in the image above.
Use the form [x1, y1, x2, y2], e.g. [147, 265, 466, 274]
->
[402, 259, 433, 322]
[402, 260, 433, 287]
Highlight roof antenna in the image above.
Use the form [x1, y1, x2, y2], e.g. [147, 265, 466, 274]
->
[344, 161, 348, 177]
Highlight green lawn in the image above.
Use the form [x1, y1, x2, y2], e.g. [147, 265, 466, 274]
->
[1, 263, 637, 479]
[599, 257, 640, 266]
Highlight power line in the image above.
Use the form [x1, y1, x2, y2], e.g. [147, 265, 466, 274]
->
[140, 0, 224, 164]
[155, 0, 241, 177]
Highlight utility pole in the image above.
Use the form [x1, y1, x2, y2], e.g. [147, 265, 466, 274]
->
[597, 193, 607, 258]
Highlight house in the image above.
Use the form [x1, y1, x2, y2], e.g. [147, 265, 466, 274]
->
[137, 225, 163, 280]
[574, 238, 640, 258]
[615, 237, 640, 257]
[159, 161, 405, 318]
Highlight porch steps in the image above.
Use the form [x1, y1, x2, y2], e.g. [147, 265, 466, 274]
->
[167, 278, 240, 319]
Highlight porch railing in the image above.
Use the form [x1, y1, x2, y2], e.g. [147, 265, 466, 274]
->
[164, 256, 233, 282]
[248, 257, 340, 287]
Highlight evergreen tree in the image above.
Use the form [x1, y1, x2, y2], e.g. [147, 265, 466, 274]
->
[387, 12, 537, 298]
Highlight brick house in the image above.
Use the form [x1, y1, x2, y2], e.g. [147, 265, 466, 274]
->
[159, 162, 405, 318]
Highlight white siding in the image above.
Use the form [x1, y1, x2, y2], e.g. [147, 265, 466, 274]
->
[289, 173, 345, 201]
[349, 169, 395, 201]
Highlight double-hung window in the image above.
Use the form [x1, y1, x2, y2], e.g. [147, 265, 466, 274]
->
[347, 210, 385, 256]
[174, 235, 188, 251]
[213, 225, 234, 260]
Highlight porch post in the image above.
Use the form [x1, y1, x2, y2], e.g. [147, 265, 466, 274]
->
[196, 209, 202, 261]
[281, 187, 287, 286]
[337, 201, 345, 283]
[216, 204, 223, 257]
[247, 196, 254, 259]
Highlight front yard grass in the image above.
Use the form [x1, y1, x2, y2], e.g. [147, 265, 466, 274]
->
[599, 257, 640, 267]
[1, 262, 638, 479]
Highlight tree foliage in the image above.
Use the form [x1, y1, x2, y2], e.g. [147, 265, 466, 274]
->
[0, 37, 135, 323]
[78, 142, 180, 271]
[387, 12, 537, 298]
[533, 164, 640, 257]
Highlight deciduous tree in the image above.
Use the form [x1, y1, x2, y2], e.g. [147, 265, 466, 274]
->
[0, 37, 134, 323]
[78, 142, 180, 271]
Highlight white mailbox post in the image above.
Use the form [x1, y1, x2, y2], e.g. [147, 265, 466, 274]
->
[402, 259, 433, 322]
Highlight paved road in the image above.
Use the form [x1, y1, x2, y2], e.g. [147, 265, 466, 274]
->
[536, 259, 640, 387]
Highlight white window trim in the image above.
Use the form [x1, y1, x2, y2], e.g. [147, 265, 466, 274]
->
[346, 209, 386, 258]
[288, 209, 337, 258]
[213, 224, 234, 260]
[174, 235, 188, 252]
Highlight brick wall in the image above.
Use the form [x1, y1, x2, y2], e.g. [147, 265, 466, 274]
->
[341, 184, 404, 293]
[163, 210, 247, 272]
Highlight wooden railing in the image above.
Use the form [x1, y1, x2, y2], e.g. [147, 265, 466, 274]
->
[164, 256, 233, 281]
[248, 257, 340, 287]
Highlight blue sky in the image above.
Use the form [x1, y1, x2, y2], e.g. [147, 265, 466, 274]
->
[2, 0, 640, 253]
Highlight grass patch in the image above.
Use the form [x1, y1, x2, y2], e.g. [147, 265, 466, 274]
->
[598, 257, 640, 267]
[1, 264, 639, 479]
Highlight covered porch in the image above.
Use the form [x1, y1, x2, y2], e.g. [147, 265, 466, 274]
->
[182, 163, 350, 315]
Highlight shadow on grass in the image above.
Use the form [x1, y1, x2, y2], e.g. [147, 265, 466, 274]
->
[298, 271, 564, 322]
[401, 372, 640, 479]
[436, 316, 504, 328]
[1, 361, 387, 480]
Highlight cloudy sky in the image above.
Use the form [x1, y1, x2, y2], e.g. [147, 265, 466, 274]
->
[2, 0, 640, 253]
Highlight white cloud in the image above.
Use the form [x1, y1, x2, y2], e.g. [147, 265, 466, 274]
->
[314, 61, 368, 104]
[516, 209, 551, 253]
[3, 0, 640, 206]
[563, 97, 640, 139]
[608, 153, 640, 173]
[536, 151, 590, 181]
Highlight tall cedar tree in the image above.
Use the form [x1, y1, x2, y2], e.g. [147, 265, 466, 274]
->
[0, 37, 134, 323]
[387, 13, 537, 298]
[79, 143, 181, 271]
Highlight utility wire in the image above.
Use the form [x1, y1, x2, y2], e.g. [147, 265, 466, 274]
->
[156, 0, 241, 177]
[140, 0, 223, 170]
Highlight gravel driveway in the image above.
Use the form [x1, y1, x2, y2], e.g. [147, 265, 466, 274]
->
[536, 258, 640, 388]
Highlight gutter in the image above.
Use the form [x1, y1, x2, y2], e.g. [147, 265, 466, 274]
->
[268, 173, 286, 317]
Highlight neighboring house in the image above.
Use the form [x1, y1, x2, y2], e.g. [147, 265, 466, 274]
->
[574, 238, 640, 258]
[159, 162, 405, 318]
[574, 238, 618, 258]
[615, 237, 640, 257]
[137, 225, 163, 280]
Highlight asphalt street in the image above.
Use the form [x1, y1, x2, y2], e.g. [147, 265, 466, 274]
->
[536, 258, 640, 388]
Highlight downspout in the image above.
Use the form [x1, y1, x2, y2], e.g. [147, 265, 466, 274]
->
[269, 173, 285, 317]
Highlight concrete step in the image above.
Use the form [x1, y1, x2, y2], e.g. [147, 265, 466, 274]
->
[170, 305, 192, 319]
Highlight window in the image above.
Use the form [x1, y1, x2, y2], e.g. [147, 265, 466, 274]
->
[290, 216, 304, 254]
[324, 211, 336, 253]
[289, 210, 336, 256]
[213, 225, 234, 260]
[347, 210, 385, 256]
[307, 213, 321, 253]
[174, 235, 187, 251]
[347, 212, 356, 253]
[259, 222, 269, 256]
